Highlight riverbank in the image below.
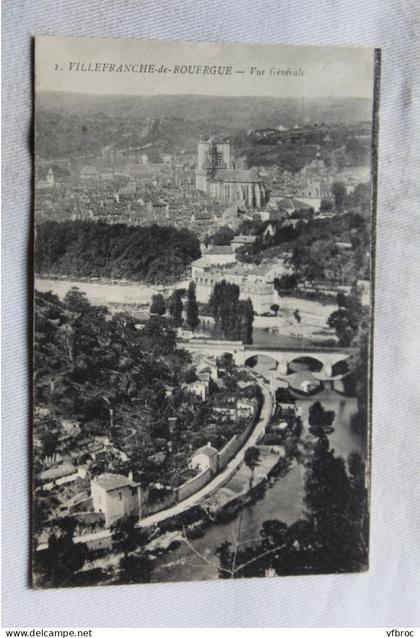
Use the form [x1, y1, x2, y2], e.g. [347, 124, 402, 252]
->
[35, 277, 337, 347]
[35, 276, 160, 306]
[150, 459, 305, 583]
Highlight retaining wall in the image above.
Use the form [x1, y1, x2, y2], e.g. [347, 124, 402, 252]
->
[176, 467, 213, 502]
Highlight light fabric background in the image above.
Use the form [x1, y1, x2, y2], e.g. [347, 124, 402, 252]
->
[2, 0, 420, 628]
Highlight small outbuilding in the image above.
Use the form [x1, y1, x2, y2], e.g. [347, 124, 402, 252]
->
[190, 443, 219, 474]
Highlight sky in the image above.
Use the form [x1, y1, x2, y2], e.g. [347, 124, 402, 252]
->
[35, 36, 376, 99]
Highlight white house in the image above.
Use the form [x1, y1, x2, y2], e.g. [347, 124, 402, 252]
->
[182, 379, 209, 401]
[91, 472, 143, 527]
[236, 398, 257, 418]
[191, 352, 218, 381]
[190, 444, 219, 473]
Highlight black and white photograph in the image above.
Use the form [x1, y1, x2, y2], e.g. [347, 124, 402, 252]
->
[32, 36, 378, 588]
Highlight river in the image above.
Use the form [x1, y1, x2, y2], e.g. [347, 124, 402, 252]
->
[151, 462, 306, 582]
[151, 384, 360, 583]
[35, 277, 161, 306]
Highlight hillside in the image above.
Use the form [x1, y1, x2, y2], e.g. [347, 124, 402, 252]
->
[35, 93, 372, 160]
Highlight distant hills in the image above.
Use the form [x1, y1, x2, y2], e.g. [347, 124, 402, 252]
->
[35, 92, 372, 161]
[38, 92, 372, 128]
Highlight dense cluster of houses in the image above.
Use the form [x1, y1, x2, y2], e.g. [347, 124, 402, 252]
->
[35, 125, 370, 240]
[34, 351, 260, 534]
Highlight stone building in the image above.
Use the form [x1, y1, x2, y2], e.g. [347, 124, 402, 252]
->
[195, 138, 265, 209]
[191, 258, 289, 315]
[91, 472, 143, 527]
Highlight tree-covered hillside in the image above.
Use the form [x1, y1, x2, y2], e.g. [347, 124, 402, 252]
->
[35, 221, 201, 283]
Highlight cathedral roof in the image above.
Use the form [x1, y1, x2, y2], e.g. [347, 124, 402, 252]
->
[212, 168, 262, 183]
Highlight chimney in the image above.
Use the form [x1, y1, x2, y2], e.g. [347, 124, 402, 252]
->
[128, 470, 133, 481]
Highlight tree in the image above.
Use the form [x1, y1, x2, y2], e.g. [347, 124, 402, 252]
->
[150, 293, 166, 316]
[260, 519, 288, 547]
[184, 367, 198, 384]
[336, 292, 347, 308]
[208, 226, 235, 246]
[331, 181, 347, 213]
[40, 430, 59, 461]
[308, 401, 335, 439]
[34, 517, 88, 587]
[328, 286, 366, 346]
[328, 307, 357, 346]
[119, 553, 153, 584]
[111, 515, 149, 557]
[169, 290, 183, 326]
[303, 439, 367, 573]
[64, 287, 91, 313]
[111, 515, 153, 584]
[349, 327, 369, 438]
[274, 274, 298, 292]
[244, 446, 260, 488]
[35, 221, 201, 284]
[270, 303, 280, 317]
[186, 282, 200, 331]
[293, 309, 301, 324]
[239, 299, 254, 345]
[209, 281, 253, 343]
[320, 198, 333, 212]
[209, 280, 240, 339]
[140, 315, 176, 355]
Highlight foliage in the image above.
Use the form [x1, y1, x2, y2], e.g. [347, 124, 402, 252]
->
[327, 287, 367, 346]
[349, 327, 369, 440]
[33, 517, 88, 587]
[150, 293, 166, 316]
[34, 288, 252, 500]
[274, 274, 299, 291]
[186, 282, 200, 331]
[40, 429, 59, 460]
[244, 206, 371, 286]
[239, 299, 254, 345]
[214, 443, 368, 578]
[308, 401, 335, 439]
[244, 446, 260, 472]
[209, 281, 254, 343]
[118, 553, 153, 584]
[110, 515, 153, 583]
[331, 181, 347, 212]
[184, 367, 198, 384]
[320, 198, 333, 211]
[111, 514, 150, 556]
[207, 226, 235, 246]
[34, 289, 194, 488]
[169, 290, 184, 326]
[35, 221, 201, 284]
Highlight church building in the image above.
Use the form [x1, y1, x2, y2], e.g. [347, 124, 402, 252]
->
[195, 138, 265, 209]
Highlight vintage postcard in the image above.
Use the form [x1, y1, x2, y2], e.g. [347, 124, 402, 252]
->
[33, 36, 379, 587]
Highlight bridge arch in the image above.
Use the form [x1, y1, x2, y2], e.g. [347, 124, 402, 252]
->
[179, 339, 351, 380]
[287, 355, 324, 374]
[244, 353, 281, 371]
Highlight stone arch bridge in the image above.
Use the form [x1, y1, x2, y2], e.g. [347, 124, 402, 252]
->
[180, 339, 353, 380]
